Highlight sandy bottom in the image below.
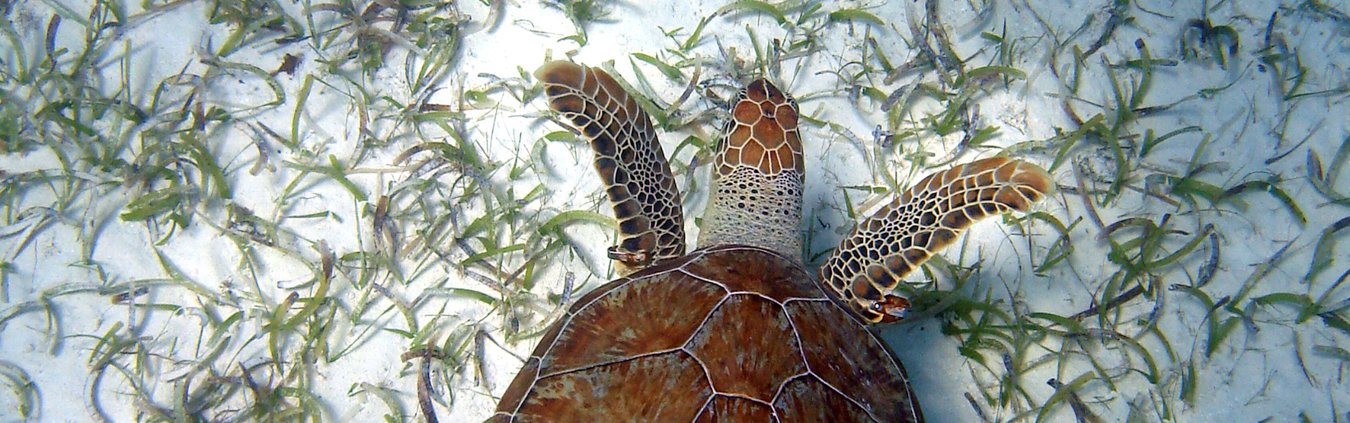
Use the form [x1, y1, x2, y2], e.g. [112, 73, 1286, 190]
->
[1, 0, 1347, 422]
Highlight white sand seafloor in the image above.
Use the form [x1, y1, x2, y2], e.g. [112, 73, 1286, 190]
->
[1, 0, 1348, 422]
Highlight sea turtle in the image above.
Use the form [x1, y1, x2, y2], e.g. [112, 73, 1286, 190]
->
[491, 61, 1054, 422]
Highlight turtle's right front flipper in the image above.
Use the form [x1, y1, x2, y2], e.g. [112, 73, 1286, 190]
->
[820, 157, 1054, 323]
[536, 62, 686, 274]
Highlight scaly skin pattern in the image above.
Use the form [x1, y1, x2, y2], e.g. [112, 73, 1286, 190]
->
[696, 79, 805, 260]
[819, 157, 1055, 323]
[535, 62, 686, 273]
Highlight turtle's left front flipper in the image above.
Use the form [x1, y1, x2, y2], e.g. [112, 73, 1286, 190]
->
[536, 62, 686, 274]
[820, 157, 1054, 323]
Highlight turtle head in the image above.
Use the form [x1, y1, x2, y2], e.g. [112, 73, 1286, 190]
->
[696, 78, 805, 260]
[716, 78, 803, 179]
[719, 79, 802, 175]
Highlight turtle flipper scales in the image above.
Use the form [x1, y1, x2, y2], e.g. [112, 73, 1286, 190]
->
[536, 61, 686, 273]
[820, 157, 1054, 323]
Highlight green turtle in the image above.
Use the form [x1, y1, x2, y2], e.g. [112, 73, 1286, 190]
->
[490, 61, 1054, 422]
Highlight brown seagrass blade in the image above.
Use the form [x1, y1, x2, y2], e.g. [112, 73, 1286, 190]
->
[536, 61, 686, 274]
[820, 157, 1054, 323]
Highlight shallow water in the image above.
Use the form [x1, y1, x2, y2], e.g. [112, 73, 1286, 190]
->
[1, 1, 1347, 421]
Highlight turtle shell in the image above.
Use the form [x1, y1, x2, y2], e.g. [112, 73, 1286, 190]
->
[491, 245, 924, 422]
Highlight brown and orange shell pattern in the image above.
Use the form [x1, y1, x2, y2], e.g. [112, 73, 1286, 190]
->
[490, 245, 923, 423]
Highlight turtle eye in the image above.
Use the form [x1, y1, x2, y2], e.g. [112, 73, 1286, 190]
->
[868, 301, 884, 312]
